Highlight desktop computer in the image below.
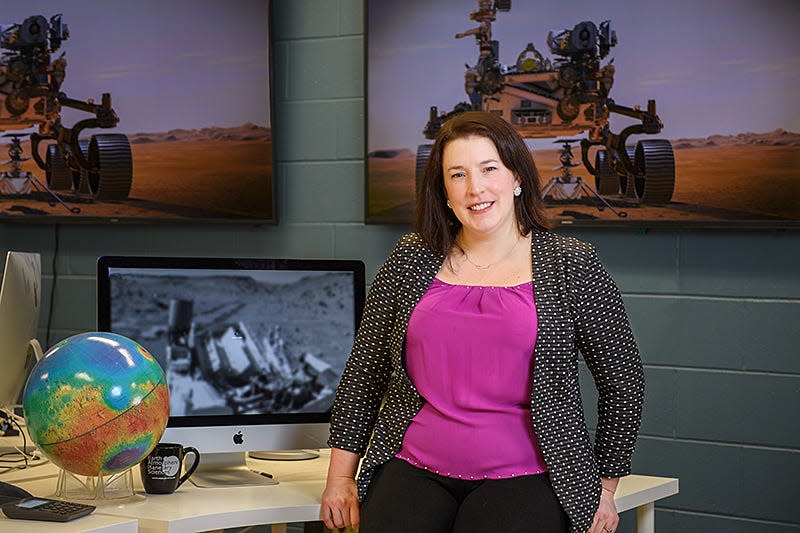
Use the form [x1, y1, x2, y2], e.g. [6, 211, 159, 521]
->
[0, 251, 43, 469]
[0, 251, 43, 419]
[96, 256, 365, 487]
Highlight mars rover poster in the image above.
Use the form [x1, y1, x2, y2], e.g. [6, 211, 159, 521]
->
[0, 0, 273, 223]
[366, 0, 799, 227]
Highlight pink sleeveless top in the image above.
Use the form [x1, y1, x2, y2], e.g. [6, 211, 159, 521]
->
[396, 278, 548, 479]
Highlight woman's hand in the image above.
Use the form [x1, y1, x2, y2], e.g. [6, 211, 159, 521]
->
[587, 478, 619, 533]
[320, 448, 361, 530]
[320, 475, 360, 530]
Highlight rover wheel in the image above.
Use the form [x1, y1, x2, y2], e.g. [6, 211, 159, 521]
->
[634, 139, 675, 204]
[45, 144, 72, 191]
[619, 145, 637, 197]
[594, 150, 619, 195]
[415, 144, 433, 196]
[88, 134, 133, 200]
[71, 139, 91, 193]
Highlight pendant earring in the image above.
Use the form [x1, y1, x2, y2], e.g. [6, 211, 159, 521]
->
[513, 186, 522, 197]
[446, 200, 452, 208]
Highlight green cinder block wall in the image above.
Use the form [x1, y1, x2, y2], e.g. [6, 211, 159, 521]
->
[1, 1, 798, 531]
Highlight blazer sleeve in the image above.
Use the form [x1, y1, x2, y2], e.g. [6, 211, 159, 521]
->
[327, 240, 403, 455]
[569, 242, 645, 478]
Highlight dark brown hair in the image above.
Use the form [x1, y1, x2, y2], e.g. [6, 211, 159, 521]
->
[413, 111, 549, 255]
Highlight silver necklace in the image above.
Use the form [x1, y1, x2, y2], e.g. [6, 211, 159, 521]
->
[461, 235, 521, 270]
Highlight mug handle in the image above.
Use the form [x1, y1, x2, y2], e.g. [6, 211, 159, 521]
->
[177, 447, 200, 488]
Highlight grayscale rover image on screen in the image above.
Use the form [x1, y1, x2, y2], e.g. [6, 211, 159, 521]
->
[107, 268, 355, 417]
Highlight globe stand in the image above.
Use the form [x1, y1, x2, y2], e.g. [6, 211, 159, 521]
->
[54, 468, 144, 505]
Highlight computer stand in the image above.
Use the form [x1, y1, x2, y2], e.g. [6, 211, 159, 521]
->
[190, 451, 278, 488]
[249, 449, 320, 461]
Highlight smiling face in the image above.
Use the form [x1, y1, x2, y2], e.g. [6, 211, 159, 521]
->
[442, 135, 521, 240]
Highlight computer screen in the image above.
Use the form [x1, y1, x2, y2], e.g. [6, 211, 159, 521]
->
[0, 252, 43, 413]
[96, 256, 364, 486]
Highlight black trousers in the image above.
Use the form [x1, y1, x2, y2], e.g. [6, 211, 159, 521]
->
[359, 459, 568, 533]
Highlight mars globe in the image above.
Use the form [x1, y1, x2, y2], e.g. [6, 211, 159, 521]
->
[23, 332, 170, 477]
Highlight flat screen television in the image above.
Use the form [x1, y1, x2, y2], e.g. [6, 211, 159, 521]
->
[96, 256, 364, 487]
[0, 251, 43, 414]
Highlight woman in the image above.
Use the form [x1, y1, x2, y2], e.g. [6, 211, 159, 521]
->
[321, 111, 644, 533]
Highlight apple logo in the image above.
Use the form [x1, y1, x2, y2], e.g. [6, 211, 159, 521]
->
[233, 431, 244, 445]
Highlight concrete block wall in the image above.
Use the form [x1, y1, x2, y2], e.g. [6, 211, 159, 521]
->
[1, 1, 797, 530]
[574, 231, 800, 532]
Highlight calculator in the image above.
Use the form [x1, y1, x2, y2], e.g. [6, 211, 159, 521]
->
[1, 497, 95, 522]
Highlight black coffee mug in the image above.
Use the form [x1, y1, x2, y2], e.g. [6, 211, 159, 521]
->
[140, 442, 200, 494]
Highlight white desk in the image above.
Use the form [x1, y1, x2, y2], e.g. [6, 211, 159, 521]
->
[1, 448, 678, 533]
[0, 513, 138, 533]
[614, 475, 679, 533]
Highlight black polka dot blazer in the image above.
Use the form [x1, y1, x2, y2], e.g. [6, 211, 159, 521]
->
[328, 231, 644, 533]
